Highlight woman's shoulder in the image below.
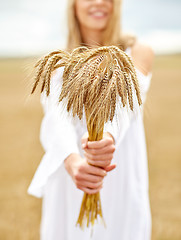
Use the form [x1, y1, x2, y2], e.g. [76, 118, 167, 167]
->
[129, 41, 155, 76]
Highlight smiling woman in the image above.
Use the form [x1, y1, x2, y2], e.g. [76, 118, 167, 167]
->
[75, 0, 113, 31]
[74, 0, 113, 47]
[67, 0, 136, 50]
[27, 0, 154, 239]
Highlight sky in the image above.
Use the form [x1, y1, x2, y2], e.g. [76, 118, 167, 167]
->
[0, 0, 181, 57]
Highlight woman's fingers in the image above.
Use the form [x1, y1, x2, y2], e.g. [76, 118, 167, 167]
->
[75, 173, 104, 183]
[83, 144, 115, 155]
[74, 132, 116, 194]
[77, 185, 103, 195]
[86, 137, 113, 149]
[77, 180, 103, 189]
[87, 159, 111, 168]
[65, 153, 107, 194]
[84, 152, 113, 161]
[104, 164, 116, 172]
[83, 149, 114, 168]
[81, 133, 88, 149]
[85, 164, 107, 177]
[81, 134, 115, 168]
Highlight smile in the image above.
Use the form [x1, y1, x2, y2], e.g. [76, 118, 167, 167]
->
[89, 11, 107, 18]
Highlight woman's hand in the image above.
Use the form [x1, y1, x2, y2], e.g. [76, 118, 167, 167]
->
[64, 153, 107, 194]
[82, 132, 116, 172]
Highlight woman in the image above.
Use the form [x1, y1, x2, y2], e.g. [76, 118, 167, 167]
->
[28, 0, 154, 239]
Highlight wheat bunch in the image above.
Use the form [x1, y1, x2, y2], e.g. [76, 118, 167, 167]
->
[31, 45, 142, 229]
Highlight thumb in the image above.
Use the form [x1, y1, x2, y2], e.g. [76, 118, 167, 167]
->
[81, 132, 88, 149]
[104, 164, 117, 172]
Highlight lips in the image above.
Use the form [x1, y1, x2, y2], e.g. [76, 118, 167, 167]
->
[89, 11, 107, 19]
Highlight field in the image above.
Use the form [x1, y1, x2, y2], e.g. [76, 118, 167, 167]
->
[0, 55, 181, 239]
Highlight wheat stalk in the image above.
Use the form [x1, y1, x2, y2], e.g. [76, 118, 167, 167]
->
[31, 45, 142, 229]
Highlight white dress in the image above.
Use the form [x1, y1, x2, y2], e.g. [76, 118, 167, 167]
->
[27, 47, 152, 240]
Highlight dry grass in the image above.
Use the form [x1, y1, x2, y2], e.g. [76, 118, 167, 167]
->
[144, 55, 181, 240]
[0, 55, 181, 239]
[0, 58, 43, 240]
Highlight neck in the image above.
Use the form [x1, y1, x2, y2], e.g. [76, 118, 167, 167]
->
[80, 26, 104, 48]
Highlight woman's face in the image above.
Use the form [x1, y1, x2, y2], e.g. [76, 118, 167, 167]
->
[75, 0, 113, 31]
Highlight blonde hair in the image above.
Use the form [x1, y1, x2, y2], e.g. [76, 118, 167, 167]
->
[67, 0, 136, 51]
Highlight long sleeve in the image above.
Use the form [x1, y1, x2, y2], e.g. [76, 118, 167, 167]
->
[27, 68, 80, 198]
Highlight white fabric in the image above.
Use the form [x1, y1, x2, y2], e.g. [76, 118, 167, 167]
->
[27, 47, 152, 240]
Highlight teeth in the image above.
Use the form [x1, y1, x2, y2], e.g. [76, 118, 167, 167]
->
[92, 12, 105, 17]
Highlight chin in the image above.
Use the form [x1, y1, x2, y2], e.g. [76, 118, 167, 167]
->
[89, 22, 108, 31]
